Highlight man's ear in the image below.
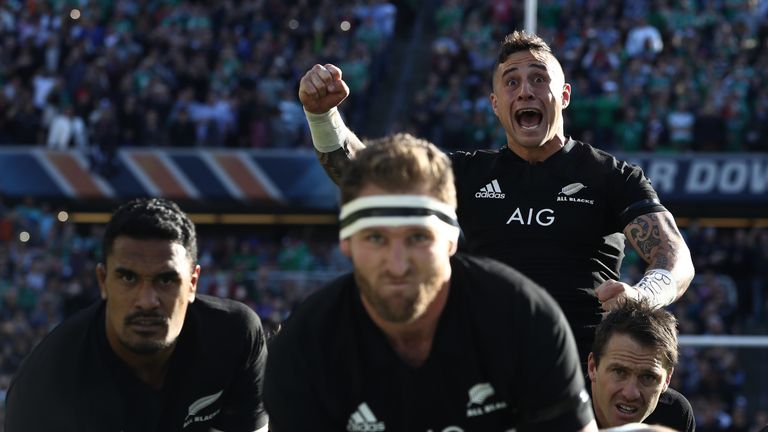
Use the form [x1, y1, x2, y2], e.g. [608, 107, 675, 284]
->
[561, 83, 571, 109]
[340, 238, 351, 257]
[587, 352, 597, 383]
[188, 264, 200, 303]
[663, 367, 674, 392]
[96, 263, 108, 300]
[448, 239, 458, 256]
[489, 92, 499, 116]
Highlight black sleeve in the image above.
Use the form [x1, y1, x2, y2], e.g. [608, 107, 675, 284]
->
[212, 307, 269, 432]
[606, 158, 666, 230]
[5, 369, 63, 431]
[262, 325, 336, 431]
[515, 284, 595, 432]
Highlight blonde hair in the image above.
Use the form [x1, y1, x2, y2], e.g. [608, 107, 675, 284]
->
[339, 133, 456, 208]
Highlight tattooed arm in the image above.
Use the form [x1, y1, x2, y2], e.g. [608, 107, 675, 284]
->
[596, 211, 694, 310]
[623, 211, 695, 296]
[315, 132, 366, 185]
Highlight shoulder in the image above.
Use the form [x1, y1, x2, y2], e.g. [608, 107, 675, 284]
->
[449, 148, 504, 170]
[6, 302, 102, 424]
[11, 302, 100, 385]
[566, 139, 622, 167]
[271, 273, 354, 344]
[193, 295, 262, 325]
[264, 273, 355, 384]
[646, 387, 696, 432]
[567, 139, 645, 175]
[190, 295, 266, 344]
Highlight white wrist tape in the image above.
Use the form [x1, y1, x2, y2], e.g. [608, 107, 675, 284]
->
[633, 269, 677, 307]
[305, 107, 348, 153]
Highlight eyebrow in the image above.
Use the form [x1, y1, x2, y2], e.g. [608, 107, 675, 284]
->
[114, 267, 136, 276]
[114, 267, 180, 279]
[606, 362, 661, 375]
[501, 63, 548, 78]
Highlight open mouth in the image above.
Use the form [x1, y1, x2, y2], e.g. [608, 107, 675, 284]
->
[515, 108, 543, 129]
[616, 403, 639, 415]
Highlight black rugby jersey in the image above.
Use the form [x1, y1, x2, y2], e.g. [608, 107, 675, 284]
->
[643, 387, 696, 432]
[264, 254, 594, 432]
[450, 138, 665, 358]
[5, 295, 268, 432]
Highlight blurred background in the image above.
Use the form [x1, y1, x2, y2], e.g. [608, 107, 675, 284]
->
[0, 0, 767, 430]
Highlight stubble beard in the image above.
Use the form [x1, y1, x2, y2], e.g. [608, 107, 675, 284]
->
[119, 329, 174, 355]
[356, 273, 443, 324]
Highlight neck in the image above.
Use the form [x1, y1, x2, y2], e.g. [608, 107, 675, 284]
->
[508, 133, 567, 163]
[128, 349, 174, 391]
[106, 333, 176, 391]
[365, 283, 450, 368]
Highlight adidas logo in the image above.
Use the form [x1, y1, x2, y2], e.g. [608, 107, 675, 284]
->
[347, 402, 386, 431]
[475, 179, 505, 199]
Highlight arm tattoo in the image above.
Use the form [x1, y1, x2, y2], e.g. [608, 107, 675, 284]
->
[315, 134, 366, 185]
[624, 212, 680, 269]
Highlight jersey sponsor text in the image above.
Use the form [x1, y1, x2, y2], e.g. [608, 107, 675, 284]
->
[505, 208, 555, 226]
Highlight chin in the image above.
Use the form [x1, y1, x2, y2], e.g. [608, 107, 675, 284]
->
[123, 337, 173, 355]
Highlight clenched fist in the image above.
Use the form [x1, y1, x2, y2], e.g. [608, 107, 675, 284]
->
[299, 63, 350, 114]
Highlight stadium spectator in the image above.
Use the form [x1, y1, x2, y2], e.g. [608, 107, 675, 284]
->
[0, 0, 399, 150]
[4, 198, 269, 431]
[264, 133, 597, 431]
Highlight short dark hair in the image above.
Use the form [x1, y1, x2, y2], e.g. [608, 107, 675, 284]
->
[591, 300, 679, 372]
[339, 133, 456, 207]
[495, 30, 554, 70]
[102, 198, 197, 265]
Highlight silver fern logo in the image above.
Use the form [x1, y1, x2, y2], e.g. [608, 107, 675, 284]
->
[466, 382, 508, 418]
[183, 390, 223, 428]
[560, 183, 587, 196]
[467, 383, 495, 406]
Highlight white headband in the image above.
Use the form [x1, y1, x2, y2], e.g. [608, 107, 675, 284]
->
[339, 195, 460, 241]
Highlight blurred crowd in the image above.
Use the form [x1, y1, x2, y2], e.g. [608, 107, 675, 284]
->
[406, 0, 768, 153]
[0, 198, 766, 429]
[0, 0, 397, 163]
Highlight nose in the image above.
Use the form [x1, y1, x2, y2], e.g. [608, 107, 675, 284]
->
[619, 377, 642, 401]
[384, 240, 410, 277]
[517, 80, 534, 100]
[135, 280, 160, 309]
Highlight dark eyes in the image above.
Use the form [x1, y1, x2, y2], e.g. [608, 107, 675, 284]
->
[611, 367, 660, 385]
[158, 275, 179, 285]
[640, 374, 659, 385]
[363, 232, 432, 245]
[505, 76, 546, 87]
[117, 273, 178, 286]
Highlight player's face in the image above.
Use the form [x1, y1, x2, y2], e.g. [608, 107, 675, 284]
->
[97, 236, 199, 357]
[341, 185, 455, 324]
[588, 333, 672, 428]
[490, 50, 570, 157]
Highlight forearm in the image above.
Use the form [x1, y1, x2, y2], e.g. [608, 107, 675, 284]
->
[623, 211, 695, 302]
[307, 108, 365, 185]
[314, 132, 366, 185]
